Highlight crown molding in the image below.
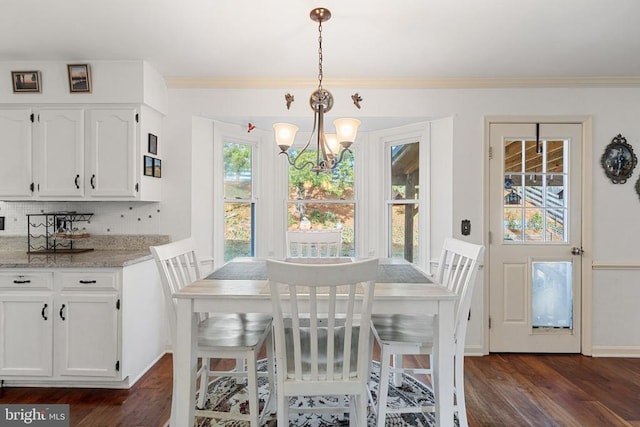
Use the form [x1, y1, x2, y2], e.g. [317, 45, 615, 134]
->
[165, 76, 640, 90]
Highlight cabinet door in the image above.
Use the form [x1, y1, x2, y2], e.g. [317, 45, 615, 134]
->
[87, 109, 137, 198]
[0, 294, 53, 376]
[0, 109, 33, 198]
[56, 293, 119, 378]
[34, 109, 85, 197]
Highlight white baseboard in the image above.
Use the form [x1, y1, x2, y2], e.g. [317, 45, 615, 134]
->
[464, 345, 486, 357]
[590, 345, 640, 358]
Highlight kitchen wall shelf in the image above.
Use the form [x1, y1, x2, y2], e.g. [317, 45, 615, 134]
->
[27, 212, 94, 254]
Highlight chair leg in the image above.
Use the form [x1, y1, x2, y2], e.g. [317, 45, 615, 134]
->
[355, 392, 368, 427]
[196, 357, 209, 409]
[455, 354, 469, 427]
[265, 331, 276, 414]
[277, 389, 288, 427]
[392, 354, 403, 387]
[376, 345, 392, 427]
[246, 353, 259, 427]
[235, 357, 245, 385]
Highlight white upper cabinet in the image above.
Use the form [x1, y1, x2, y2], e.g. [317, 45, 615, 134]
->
[0, 109, 33, 197]
[0, 106, 161, 201]
[33, 109, 85, 198]
[86, 108, 137, 198]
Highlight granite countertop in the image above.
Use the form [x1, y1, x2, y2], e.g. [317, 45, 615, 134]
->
[0, 250, 154, 268]
[0, 234, 169, 269]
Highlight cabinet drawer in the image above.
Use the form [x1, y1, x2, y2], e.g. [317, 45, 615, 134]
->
[58, 271, 119, 291]
[0, 272, 53, 289]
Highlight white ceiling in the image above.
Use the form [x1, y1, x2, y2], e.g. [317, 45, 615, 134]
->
[3, 0, 640, 84]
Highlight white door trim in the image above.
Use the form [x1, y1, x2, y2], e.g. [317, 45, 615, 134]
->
[483, 115, 593, 355]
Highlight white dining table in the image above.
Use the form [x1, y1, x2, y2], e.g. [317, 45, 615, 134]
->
[171, 258, 457, 427]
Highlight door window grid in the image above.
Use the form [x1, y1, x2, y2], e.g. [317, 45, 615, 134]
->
[503, 139, 568, 243]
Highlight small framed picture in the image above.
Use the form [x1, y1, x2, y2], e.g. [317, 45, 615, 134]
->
[153, 158, 162, 178]
[67, 64, 91, 93]
[148, 133, 158, 154]
[143, 156, 154, 176]
[12, 71, 41, 93]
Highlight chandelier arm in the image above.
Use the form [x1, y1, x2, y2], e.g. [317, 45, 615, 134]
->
[331, 146, 353, 169]
[280, 152, 317, 171]
[286, 109, 318, 169]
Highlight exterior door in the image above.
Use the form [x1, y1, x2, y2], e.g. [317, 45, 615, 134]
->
[489, 123, 582, 352]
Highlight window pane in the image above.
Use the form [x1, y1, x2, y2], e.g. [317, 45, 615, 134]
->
[390, 204, 419, 263]
[224, 202, 254, 262]
[287, 147, 356, 256]
[390, 142, 419, 200]
[503, 139, 568, 243]
[288, 150, 354, 201]
[224, 142, 252, 199]
[287, 202, 354, 256]
[532, 261, 573, 329]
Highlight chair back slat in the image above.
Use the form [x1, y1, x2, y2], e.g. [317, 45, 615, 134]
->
[267, 258, 378, 385]
[434, 238, 485, 338]
[286, 229, 343, 257]
[150, 238, 204, 344]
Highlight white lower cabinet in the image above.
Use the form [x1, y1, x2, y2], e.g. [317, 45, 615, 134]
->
[0, 292, 53, 376]
[0, 260, 164, 387]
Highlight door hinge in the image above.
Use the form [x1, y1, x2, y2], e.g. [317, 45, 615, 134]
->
[488, 231, 492, 244]
[116, 299, 120, 310]
[115, 361, 120, 372]
[489, 146, 493, 160]
[489, 316, 492, 329]
[135, 183, 139, 192]
[135, 113, 139, 123]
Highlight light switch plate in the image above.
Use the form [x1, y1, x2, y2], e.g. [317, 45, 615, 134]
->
[461, 219, 471, 236]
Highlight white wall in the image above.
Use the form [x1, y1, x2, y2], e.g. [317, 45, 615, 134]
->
[162, 85, 640, 356]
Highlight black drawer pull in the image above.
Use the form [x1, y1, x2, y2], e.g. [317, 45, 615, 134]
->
[79, 280, 97, 284]
[41, 303, 48, 320]
[13, 279, 31, 284]
[59, 304, 66, 321]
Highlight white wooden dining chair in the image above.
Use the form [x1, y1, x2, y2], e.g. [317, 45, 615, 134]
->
[286, 228, 343, 257]
[371, 238, 484, 427]
[150, 238, 274, 427]
[266, 257, 379, 426]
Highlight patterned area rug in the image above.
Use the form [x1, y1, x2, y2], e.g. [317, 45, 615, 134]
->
[194, 360, 458, 426]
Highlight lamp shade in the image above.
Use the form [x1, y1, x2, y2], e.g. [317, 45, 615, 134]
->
[273, 123, 299, 151]
[334, 118, 361, 146]
[324, 133, 340, 155]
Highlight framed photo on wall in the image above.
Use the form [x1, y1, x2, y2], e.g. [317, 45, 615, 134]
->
[144, 156, 154, 176]
[148, 133, 158, 154]
[11, 71, 41, 93]
[67, 64, 91, 93]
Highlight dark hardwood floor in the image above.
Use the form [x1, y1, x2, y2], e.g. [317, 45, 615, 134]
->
[1, 352, 639, 426]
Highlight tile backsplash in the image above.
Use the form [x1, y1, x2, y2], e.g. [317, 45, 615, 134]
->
[0, 201, 161, 236]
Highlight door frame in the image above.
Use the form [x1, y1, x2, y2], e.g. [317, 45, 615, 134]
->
[483, 115, 593, 355]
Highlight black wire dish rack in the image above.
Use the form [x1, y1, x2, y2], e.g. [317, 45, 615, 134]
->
[27, 212, 94, 254]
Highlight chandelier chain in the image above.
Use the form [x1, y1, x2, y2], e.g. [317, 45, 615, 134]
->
[317, 19, 323, 93]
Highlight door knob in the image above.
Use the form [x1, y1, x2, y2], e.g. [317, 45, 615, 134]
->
[571, 247, 584, 255]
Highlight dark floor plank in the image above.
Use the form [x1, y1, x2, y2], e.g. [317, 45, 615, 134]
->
[1, 352, 640, 427]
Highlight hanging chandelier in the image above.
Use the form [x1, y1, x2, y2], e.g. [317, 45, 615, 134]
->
[273, 7, 361, 173]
